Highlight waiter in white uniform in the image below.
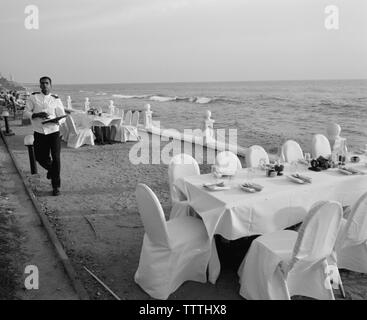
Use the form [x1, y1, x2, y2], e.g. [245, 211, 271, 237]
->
[24, 76, 66, 196]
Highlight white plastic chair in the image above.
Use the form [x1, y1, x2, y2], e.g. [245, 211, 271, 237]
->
[215, 151, 242, 175]
[134, 184, 211, 300]
[168, 154, 200, 219]
[238, 200, 343, 300]
[65, 116, 95, 149]
[280, 140, 304, 163]
[311, 134, 331, 159]
[245, 145, 270, 168]
[332, 192, 367, 273]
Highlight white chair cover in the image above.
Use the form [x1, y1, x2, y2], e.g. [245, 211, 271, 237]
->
[59, 121, 69, 142]
[65, 116, 95, 149]
[215, 151, 242, 175]
[333, 192, 367, 273]
[245, 145, 270, 168]
[131, 111, 140, 127]
[115, 110, 139, 142]
[134, 184, 211, 300]
[311, 134, 331, 159]
[280, 140, 304, 163]
[168, 154, 200, 219]
[124, 110, 132, 125]
[238, 201, 342, 300]
[111, 109, 124, 142]
[121, 125, 139, 142]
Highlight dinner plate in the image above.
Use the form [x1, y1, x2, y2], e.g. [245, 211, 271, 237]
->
[286, 175, 305, 184]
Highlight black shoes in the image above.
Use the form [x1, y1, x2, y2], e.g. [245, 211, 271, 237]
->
[52, 188, 60, 196]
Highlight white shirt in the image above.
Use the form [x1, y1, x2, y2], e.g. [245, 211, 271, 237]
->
[24, 92, 66, 135]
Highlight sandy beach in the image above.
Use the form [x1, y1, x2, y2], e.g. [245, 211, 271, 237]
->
[3, 117, 367, 300]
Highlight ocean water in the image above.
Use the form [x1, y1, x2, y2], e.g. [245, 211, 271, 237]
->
[24, 80, 367, 154]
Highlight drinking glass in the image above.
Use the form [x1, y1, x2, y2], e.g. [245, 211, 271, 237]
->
[304, 153, 311, 164]
[211, 165, 221, 183]
[290, 161, 298, 174]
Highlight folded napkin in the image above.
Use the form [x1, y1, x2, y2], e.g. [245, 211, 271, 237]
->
[338, 168, 353, 175]
[240, 185, 257, 193]
[286, 175, 304, 184]
[203, 182, 225, 188]
[292, 173, 312, 183]
[203, 182, 230, 191]
[242, 182, 264, 192]
[342, 167, 365, 175]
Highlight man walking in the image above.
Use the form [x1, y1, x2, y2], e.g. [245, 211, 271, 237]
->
[24, 76, 66, 196]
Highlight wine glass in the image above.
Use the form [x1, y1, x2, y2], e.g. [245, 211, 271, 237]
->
[304, 153, 311, 165]
[211, 165, 221, 183]
[290, 161, 298, 174]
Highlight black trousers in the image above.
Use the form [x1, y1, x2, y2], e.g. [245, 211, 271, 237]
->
[33, 131, 61, 189]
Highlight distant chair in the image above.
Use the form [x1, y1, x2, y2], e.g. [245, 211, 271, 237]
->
[245, 145, 269, 168]
[311, 134, 331, 159]
[168, 154, 200, 219]
[134, 183, 211, 300]
[131, 111, 140, 127]
[65, 116, 95, 149]
[280, 140, 304, 163]
[118, 110, 139, 142]
[215, 151, 242, 175]
[124, 110, 132, 125]
[238, 200, 343, 300]
[59, 122, 69, 142]
[331, 192, 367, 274]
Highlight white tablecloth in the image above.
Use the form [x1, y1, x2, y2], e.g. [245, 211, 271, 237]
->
[178, 162, 367, 241]
[69, 112, 122, 127]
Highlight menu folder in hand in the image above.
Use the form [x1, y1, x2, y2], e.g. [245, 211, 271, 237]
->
[42, 115, 67, 124]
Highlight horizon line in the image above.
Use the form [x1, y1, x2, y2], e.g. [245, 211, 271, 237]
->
[19, 77, 367, 87]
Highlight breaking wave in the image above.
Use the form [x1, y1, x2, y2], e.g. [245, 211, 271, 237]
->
[111, 94, 243, 105]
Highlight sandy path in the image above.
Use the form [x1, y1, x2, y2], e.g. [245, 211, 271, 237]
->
[0, 136, 78, 300]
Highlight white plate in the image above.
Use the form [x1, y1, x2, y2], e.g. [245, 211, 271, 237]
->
[286, 175, 305, 184]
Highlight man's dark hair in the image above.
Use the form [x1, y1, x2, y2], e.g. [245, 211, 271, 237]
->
[39, 76, 52, 84]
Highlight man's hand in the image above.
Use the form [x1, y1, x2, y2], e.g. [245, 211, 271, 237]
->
[32, 112, 49, 119]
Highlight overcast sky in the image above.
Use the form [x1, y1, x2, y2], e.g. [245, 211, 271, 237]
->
[0, 0, 366, 84]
